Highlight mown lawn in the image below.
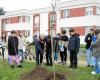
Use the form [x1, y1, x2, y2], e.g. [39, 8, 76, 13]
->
[0, 60, 100, 80]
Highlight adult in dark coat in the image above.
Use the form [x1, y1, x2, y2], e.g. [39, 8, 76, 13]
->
[33, 34, 45, 66]
[68, 29, 80, 69]
[45, 35, 53, 66]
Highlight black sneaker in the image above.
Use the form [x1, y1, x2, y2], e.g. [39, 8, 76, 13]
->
[87, 65, 90, 67]
[11, 65, 14, 69]
[49, 64, 53, 66]
[45, 63, 49, 66]
[91, 65, 94, 68]
[21, 60, 23, 63]
[69, 65, 72, 68]
[17, 65, 22, 68]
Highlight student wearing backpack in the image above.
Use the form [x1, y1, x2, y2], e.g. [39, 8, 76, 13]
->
[59, 30, 68, 65]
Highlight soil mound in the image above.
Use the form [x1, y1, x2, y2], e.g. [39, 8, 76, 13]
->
[20, 67, 67, 80]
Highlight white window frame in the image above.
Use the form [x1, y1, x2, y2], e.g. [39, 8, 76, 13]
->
[96, 7, 100, 16]
[85, 7, 93, 16]
[19, 16, 23, 23]
[25, 16, 30, 23]
[63, 9, 70, 18]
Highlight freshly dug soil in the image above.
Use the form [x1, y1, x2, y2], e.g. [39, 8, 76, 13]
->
[20, 67, 67, 80]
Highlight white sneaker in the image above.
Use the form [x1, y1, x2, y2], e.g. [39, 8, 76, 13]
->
[54, 61, 57, 64]
[91, 71, 96, 75]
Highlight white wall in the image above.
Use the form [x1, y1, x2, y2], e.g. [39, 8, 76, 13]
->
[40, 13, 48, 35]
[60, 16, 100, 27]
[5, 23, 32, 31]
[56, 11, 61, 34]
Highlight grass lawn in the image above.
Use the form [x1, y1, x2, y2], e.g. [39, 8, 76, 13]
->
[0, 60, 100, 80]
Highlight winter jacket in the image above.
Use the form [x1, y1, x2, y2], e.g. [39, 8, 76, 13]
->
[53, 37, 60, 53]
[91, 34, 100, 57]
[85, 34, 92, 49]
[68, 34, 80, 53]
[34, 37, 45, 54]
[60, 35, 68, 48]
[45, 39, 52, 53]
[8, 36, 18, 55]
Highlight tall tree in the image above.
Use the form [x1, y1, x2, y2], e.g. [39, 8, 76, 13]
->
[0, 7, 5, 15]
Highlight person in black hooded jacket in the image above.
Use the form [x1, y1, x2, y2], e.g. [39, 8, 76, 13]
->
[45, 35, 53, 66]
[68, 29, 80, 69]
[8, 31, 22, 68]
[85, 28, 94, 67]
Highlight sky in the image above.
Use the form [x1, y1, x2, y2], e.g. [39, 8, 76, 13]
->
[0, 0, 71, 11]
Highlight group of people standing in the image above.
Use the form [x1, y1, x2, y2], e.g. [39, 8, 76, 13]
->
[85, 28, 100, 74]
[0, 27, 99, 75]
[33, 28, 80, 69]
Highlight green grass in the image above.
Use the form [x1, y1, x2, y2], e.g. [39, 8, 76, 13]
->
[0, 61, 100, 80]
[0, 61, 35, 80]
[45, 65, 100, 80]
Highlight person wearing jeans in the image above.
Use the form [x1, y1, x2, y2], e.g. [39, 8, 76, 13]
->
[85, 28, 93, 67]
[91, 29, 100, 74]
[53, 35, 60, 63]
[86, 48, 92, 67]
[93, 57, 100, 74]
[54, 52, 58, 61]
[18, 32, 25, 62]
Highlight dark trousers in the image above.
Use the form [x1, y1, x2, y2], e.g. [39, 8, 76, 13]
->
[60, 47, 67, 62]
[46, 52, 52, 65]
[70, 50, 77, 67]
[36, 52, 43, 65]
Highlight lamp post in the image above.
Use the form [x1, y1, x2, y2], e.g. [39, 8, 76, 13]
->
[50, 0, 61, 80]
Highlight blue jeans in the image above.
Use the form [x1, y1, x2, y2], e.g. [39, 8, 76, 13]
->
[2, 47, 5, 60]
[91, 56, 95, 67]
[94, 57, 100, 74]
[54, 52, 58, 61]
[86, 48, 92, 65]
[18, 50, 24, 61]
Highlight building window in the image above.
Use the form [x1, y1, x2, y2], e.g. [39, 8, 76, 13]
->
[34, 15, 40, 28]
[96, 7, 100, 16]
[63, 9, 70, 18]
[19, 16, 23, 22]
[25, 16, 30, 23]
[6, 18, 10, 24]
[85, 7, 93, 16]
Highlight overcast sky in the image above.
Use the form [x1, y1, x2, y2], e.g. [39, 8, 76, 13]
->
[0, 0, 71, 11]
